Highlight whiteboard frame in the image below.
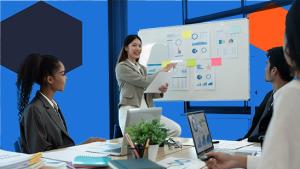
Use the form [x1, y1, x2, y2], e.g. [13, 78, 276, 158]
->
[138, 18, 250, 101]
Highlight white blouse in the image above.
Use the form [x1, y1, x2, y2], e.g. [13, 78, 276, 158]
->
[247, 80, 300, 169]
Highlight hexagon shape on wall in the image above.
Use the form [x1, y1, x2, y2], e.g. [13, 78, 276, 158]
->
[1, 1, 82, 73]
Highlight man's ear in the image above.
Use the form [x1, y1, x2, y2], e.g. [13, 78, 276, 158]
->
[271, 67, 278, 75]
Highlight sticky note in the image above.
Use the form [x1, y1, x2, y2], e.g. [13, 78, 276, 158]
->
[182, 30, 192, 39]
[161, 60, 171, 68]
[186, 58, 197, 67]
[211, 58, 222, 66]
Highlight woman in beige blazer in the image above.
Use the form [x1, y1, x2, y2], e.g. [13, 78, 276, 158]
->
[115, 35, 181, 137]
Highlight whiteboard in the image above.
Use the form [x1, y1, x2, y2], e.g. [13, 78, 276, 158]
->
[138, 18, 250, 101]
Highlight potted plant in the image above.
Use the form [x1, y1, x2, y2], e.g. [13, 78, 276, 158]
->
[126, 119, 168, 161]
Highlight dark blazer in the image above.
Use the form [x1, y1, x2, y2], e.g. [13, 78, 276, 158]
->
[243, 90, 273, 142]
[115, 60, 162, 108]
[20, 92, 75, 154]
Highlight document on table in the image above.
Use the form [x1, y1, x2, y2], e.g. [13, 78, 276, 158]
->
[0, 149, 42, 169]
[158, 157, 206, 169]
[145, 71, 170, 93]
[214, 140, 254, 150]
[42, 142, 111, 162]
[0, 149, 30, 168]
[173, 137, 194, 146]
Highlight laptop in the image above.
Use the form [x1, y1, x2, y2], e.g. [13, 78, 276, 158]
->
[186, 111, 256, 161]
[103, 107, 162, 155]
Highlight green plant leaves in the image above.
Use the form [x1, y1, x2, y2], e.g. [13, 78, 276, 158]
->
[126, 119, 168, 145]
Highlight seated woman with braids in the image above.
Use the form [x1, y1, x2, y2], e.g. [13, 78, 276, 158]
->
[17, 54, 103, 154]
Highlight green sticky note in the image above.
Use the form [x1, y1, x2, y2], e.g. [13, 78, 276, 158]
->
[186, 58, 197, 67]
[161, 60, 171, 68]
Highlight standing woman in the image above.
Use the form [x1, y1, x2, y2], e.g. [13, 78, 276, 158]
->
[17, 54, 102, 154]
[116, 35, 181, 137]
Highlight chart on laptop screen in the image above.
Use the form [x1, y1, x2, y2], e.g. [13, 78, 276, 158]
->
[188, 112, 213, 153]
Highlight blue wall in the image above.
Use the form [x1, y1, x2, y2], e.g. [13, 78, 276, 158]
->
[1, 0, 288, 151]
[0, 1, 109, 151]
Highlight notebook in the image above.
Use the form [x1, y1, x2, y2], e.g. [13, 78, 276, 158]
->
[108, 159, 166, 169]
[72, 156, 111, 167]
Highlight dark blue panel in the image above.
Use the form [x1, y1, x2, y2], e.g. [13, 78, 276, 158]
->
[1, 1, 82, 73]
[1, 1, 109, 150]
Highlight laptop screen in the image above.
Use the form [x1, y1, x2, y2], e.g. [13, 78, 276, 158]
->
[187, 111, 213, 156]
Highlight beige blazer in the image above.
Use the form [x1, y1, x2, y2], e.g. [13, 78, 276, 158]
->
[115, 60, 162, 108]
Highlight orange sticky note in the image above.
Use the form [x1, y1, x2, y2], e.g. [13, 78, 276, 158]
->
[211, 58, 222, 66]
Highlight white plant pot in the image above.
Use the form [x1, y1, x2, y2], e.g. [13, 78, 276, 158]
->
[148, 144, 159, 161]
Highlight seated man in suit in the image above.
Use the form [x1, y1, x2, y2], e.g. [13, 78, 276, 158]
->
[243, 46, 293, 142]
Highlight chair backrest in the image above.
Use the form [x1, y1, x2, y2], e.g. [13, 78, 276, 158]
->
[113, 124, 123, 139]
[14, 137, 21, 152]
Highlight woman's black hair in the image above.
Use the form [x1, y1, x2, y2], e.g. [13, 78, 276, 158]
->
[117, 35, 142, 63]
[285, 0, 300, 71]
[16, 53, 61, 119]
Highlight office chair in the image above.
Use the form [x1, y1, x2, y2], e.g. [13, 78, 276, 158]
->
[113, 124, 123, 139]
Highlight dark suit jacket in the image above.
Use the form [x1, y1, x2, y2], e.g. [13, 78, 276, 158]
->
[20, 92, 75, 154]
[243, 90, 273, 142]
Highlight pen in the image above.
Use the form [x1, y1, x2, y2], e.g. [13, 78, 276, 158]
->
[125, 134, 140, 158]
[143, 138, 150, 158]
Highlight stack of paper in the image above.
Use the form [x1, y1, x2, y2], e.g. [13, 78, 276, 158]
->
[42, 158, 67, 169]
[0, 149, 43, 169]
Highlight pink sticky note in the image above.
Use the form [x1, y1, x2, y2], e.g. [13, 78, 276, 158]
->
[211, 58, 222, 66]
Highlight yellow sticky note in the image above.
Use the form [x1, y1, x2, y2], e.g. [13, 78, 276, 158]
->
[161, 60, 171, 68]
[182, 30, 192, 39]
[186, 58, 197, 67]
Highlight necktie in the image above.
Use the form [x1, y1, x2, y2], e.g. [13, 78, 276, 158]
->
[52, 101, 66, 130]
[249, 94, 273, 138]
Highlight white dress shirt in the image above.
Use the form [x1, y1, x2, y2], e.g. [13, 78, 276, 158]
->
[247, 80, 300, 169]
[39, 92, 57, 110]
